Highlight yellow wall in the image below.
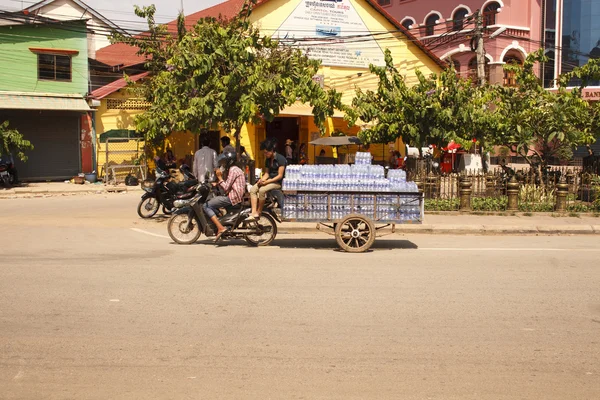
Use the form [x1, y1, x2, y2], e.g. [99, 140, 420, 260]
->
[96, 0, 440, 171]
[250, 0, 441, 105]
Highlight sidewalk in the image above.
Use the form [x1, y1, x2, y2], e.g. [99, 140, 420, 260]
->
[0, 181, 142, 197]
[278, 213, 600, 235]
[2, 182, 599, 235]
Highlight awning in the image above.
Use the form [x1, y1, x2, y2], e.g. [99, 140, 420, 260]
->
[310, 135, 362, 146]
[278, 101, 345, 118]
[0, 91, 90, 111]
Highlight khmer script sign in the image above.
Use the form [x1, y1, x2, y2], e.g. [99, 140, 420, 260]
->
[273, 0, 386, 68]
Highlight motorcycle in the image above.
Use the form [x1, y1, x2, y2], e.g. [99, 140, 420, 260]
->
[167, 181, 280, 246]
[0, 157, 16, 188]
[137, 164, 198, 218]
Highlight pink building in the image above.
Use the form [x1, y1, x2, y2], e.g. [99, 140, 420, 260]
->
[379, 0, 546, 85]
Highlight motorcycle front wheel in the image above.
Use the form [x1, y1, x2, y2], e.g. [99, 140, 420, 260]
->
[243, 212, 277, 247]
[168, 213, 201, 244]
[137, 197, 160, 218]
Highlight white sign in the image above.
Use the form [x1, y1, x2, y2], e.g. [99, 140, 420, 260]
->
[274, 0, 386, 68]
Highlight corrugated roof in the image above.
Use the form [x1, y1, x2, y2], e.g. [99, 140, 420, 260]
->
[95, 0, 245, 68]
[0, 91, 90, 111]
[89, 71, 150, 100]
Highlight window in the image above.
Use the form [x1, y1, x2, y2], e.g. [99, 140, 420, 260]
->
[377, 0, 391, 6]
[425, 14, 440, 36]
[38, 54, 72, 81]
[503, 55, 522, 87]
[452, 8, 469, 31]
[401, 18, 414, 30]
[483, 2, 501, 27]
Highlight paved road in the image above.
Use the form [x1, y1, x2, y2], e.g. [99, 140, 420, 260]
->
[1, 194, 599, 399]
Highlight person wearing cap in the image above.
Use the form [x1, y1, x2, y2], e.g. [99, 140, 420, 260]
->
[285, 139, 293, 165]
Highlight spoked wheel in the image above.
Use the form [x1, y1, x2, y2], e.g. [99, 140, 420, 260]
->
[243, 212, 277, 247]
[137, 197, 160, 218]
[335, 214, 376, 253]
[167, 213, 201, 244]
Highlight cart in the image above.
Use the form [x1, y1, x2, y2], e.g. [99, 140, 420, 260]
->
[282, 190, 424, 253]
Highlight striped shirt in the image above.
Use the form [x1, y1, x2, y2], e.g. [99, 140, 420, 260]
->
[218, 166, 245, 205]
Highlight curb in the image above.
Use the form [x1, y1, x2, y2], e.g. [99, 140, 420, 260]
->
[278, 224, 600, 236]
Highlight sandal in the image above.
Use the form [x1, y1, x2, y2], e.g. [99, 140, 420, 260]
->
[215, 229, 227, 242]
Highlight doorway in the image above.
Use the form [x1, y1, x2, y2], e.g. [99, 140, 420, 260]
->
[265, 117, 299, 155]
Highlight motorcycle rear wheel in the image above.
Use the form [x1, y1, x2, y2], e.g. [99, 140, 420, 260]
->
[243, 212, 277, 247]
[168, 213, 201, 244]
[137, 197, 159, 218]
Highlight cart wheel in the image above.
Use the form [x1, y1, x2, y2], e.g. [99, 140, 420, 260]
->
[334, 214, 376, 253]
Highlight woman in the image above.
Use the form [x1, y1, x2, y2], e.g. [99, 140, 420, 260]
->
[298, 143, 308, 165]
[247, 137, 286, 221]
[164, 149, 177, 169]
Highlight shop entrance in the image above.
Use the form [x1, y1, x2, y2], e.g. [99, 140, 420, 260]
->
[266, 117, 299, 159]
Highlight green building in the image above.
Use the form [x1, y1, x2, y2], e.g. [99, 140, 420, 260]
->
[0, 12, 93, 180]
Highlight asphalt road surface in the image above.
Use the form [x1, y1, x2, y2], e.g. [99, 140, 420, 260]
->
[1, 193, 599, 399]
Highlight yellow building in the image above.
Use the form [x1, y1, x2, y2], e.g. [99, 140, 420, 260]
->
[91, 0, 444, 172]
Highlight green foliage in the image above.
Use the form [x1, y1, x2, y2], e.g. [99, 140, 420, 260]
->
[112, 2, 340, 150]
[424, 198, 459, 211]
[348, 50, 503, 151]
[517, 184, 555, 212]
[471, 196, 507, 211]
[0, 120, 33, 162]
[493, 50, 599, 168]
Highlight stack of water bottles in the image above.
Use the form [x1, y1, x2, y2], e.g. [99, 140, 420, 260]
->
[281, 151, 421, 222]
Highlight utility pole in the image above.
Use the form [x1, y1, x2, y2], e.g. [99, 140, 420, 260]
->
[474, 9, 486, 86]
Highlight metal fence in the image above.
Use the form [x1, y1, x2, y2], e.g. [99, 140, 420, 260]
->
[99, 137, 148, 184]
[409, 166, 600, 212]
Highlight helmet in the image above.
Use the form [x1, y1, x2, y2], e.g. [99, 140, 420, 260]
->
[217, 152, 237, 169]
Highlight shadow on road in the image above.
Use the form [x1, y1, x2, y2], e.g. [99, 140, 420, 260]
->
[189, 237, 418, 251]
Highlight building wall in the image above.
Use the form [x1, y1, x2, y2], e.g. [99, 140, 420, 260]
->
[379, 0, 544, 83]
[251, 0, 442, 101]
[30, 0, 114, 55]
[0, 21, 89, 95]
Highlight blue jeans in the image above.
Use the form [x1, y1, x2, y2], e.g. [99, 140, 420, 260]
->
[203, 196, 232, 218]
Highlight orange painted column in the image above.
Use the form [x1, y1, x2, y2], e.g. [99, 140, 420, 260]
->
[80, 113, 94, 173]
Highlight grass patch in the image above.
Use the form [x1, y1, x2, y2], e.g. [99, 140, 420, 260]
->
[568, 212, 580, 218]
[522, 212, 533, 217]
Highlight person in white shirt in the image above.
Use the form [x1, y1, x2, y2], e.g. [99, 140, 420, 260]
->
[193, 137, 217, 182]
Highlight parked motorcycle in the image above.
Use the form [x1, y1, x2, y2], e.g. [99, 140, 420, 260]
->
[0, 156, 16, 188]
[167, 181, 280, 246]
[137, 164, 198, 218]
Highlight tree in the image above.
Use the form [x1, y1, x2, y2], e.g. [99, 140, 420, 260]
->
[349, 49, 502, 154]
[493, 50, 598, 170]
[0, 121, 33, 161]
[112, 1, 341, 155]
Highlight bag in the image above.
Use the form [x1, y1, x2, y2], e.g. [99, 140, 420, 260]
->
[125, 174, 139, 186]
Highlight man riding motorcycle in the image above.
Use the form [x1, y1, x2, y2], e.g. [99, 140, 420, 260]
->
[204, 152, 246, 241]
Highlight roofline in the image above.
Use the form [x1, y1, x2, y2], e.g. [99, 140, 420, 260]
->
[0, 11, 89, 27]
[249, 0, 447, 70]
[25, 0, 128, 34]
[362, 0, 448, 70]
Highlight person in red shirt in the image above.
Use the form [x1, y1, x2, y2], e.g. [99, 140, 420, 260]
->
[204, 152, 246, 241]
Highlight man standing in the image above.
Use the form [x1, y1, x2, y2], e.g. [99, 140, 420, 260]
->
[193, 137, 217, 182]
[220, 136, 235, 155]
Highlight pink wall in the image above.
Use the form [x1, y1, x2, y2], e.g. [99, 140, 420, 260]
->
[380, 0, 545, 81]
